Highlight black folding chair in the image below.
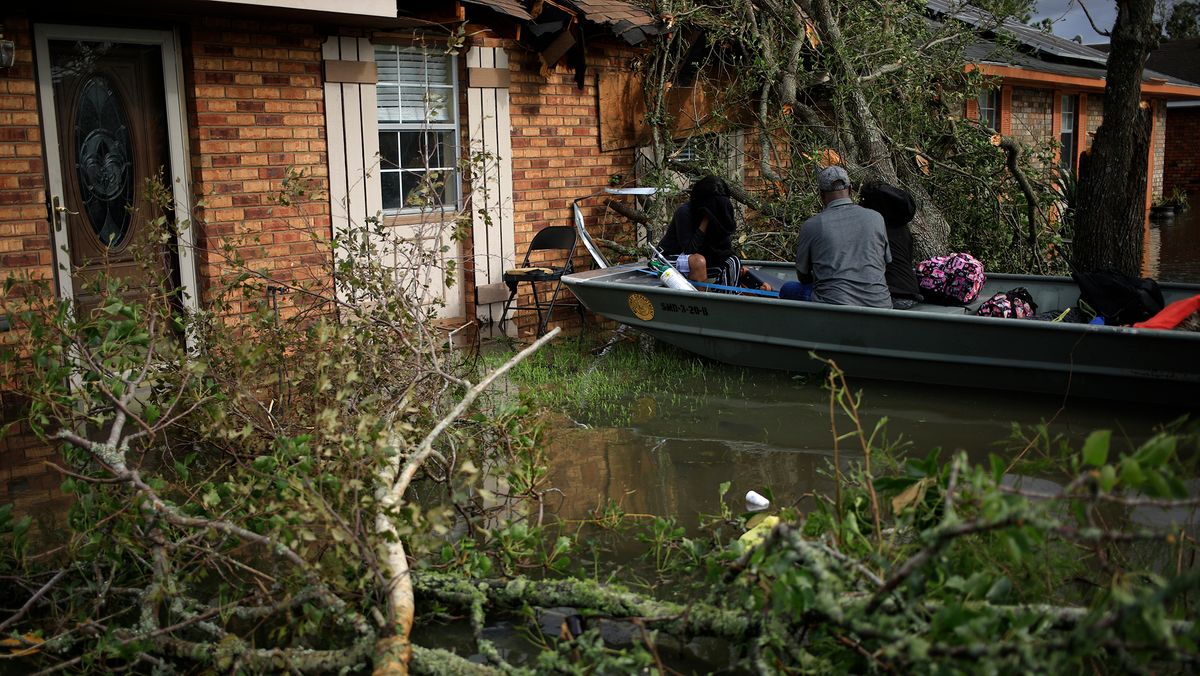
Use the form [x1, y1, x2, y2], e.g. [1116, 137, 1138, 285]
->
[499, 225, 579, 336]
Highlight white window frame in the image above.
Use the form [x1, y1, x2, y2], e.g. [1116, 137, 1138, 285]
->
[977, 88, 1000, 131]
[1060, 94, 1079, 171]
[375, 43, 461, 214]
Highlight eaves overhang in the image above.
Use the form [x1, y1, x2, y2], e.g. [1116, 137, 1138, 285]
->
[970, 62, 1200, 100]
[208, 0, 395, 18]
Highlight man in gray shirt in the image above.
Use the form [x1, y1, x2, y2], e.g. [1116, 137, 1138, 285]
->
[794, 166, 892, 308]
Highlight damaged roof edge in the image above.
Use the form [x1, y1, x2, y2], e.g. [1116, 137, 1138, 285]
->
[466, 0, 660, 44]
[560, 0, 662, 44]
[462, 0, 534, 21]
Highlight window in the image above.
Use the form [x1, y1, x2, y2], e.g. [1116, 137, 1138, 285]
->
[375, 44, 458, 211]
[977, 89, 1000, 131]
[674, 134, 716, 163]
[1060, 94, 1079, 171]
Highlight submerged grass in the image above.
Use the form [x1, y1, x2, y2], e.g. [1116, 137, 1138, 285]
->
[486, 331, 743, 426]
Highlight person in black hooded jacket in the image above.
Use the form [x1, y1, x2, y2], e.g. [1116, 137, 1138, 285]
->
[657, 175, 746, 287]
[859, 180, 922, 309]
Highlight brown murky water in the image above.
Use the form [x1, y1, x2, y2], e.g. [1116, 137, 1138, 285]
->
[541, 366, 1196, 526]
[1146, 197, 1200, 283]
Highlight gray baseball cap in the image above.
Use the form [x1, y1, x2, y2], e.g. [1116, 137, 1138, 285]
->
[816, 165, 850, 192]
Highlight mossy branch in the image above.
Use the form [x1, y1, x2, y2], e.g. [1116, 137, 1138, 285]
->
[413, 571, 755, 640]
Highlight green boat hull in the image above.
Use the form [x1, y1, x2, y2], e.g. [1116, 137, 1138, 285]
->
[563, 262, 1200, 405]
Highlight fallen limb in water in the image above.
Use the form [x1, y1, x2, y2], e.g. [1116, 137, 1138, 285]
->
[413, 570, 755, 640]
[412, 516, 1199, 671]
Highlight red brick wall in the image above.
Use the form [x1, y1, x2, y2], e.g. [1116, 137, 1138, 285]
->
[0, 17, 62, 516]
[1152, 100, 1167, 199]
[1164, 106, 1200, 197]
[186, 18, 332, 317]
[0, 394, 67, 521]
[0, 16, 54, 331]
[1009, 86, 1054, 150]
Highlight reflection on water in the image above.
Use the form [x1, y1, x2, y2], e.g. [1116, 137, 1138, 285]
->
[543, 366, 1195, 525]
[1147, 197, 1200, 283]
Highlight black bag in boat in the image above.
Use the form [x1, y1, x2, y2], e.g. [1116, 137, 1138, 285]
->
[1072, 269, 1165, 326]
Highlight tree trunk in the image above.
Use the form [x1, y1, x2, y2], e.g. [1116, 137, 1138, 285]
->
[1072, 0, 1158, 275]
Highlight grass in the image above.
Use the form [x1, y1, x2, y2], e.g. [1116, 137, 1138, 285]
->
[484, 331, 738, 426]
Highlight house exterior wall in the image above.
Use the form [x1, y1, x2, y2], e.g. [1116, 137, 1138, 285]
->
[1152, 100, 1166, 199]
[0, 17, 62, 517]
[187, 18, 333, 316]
[0, 17, 53, 325]
[1163, 106, 1200, 196]
[1086, 95, 1104, 135]
[1008, 87, 1054, 149]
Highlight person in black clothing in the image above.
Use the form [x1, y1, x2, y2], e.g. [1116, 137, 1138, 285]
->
[658, 175, 764, 288]
[859, 180, 922, 309]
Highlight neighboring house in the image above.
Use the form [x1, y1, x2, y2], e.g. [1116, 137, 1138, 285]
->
[0, 0, 658, 514]
[929, 0, 1200, 209]
[1142, 38, 1200, 197]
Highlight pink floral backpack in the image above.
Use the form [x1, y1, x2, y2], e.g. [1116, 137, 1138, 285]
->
[975, 287, 1038, 319]
[916, 253, 986, 305]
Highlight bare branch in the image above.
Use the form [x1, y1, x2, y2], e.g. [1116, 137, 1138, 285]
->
[0, 569, 69, 633]
[1077, 0, 1113, 38]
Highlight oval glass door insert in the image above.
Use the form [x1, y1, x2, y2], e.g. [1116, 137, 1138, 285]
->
[75, 75, 133, 247]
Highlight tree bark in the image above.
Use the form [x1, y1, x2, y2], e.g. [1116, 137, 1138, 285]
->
[1072, 0, 1158, 275]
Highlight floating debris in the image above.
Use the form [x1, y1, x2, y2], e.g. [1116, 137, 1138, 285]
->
[745, 490, 770, 511]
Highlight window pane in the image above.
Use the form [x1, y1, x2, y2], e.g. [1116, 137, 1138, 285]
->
[381, 172, 402, 210]
[375, 46, 397, 81]
[401, 170, 457, 208]
[378, 85, 400, 122]
[425, 88, 451, 122]
[977, 89, 998, 130]
[400, 171, 424, 206]
[435, 131, 456, 168]
[379, 132, 399, 169]
[1061, 96, 1076, 133]
[398, 86, 427, 122]
[376, 46, 452, 86]
[442, 171, 458, 205]
[399, 132, 424, 169]
[398, 132, 454, 170]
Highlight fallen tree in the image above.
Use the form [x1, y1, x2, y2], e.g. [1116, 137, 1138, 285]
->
[628, 0, 1066, 270]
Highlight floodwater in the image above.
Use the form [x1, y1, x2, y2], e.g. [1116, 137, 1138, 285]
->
[1145, 196, 1200, 283]
[541, 362, 1197, 526]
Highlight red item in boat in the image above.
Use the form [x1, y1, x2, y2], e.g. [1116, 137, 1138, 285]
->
[1133, 294, 1200, 330]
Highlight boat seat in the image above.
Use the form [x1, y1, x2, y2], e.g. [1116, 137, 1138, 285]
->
[909, 304, 968, 315]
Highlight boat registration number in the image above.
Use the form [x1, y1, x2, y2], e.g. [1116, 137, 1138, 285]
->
[659, 302, 709, 316]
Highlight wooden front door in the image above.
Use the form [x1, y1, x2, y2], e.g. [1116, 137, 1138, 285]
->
[36, 27, 195, 315]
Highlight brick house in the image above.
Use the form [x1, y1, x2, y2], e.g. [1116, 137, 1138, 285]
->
[0, 0, 659, 515]
[935, 0, 1200, 208]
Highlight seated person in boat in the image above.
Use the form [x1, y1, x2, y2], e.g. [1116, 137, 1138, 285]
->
[788, 166, 892, 309]
[859, 180, 922, 310]
[658, 175, 769, 290]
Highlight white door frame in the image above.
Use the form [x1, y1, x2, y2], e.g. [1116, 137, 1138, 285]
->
[34, 24, 199, 312]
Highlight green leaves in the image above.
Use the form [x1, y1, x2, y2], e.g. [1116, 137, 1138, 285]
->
[1081, 429, 1111, 467]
